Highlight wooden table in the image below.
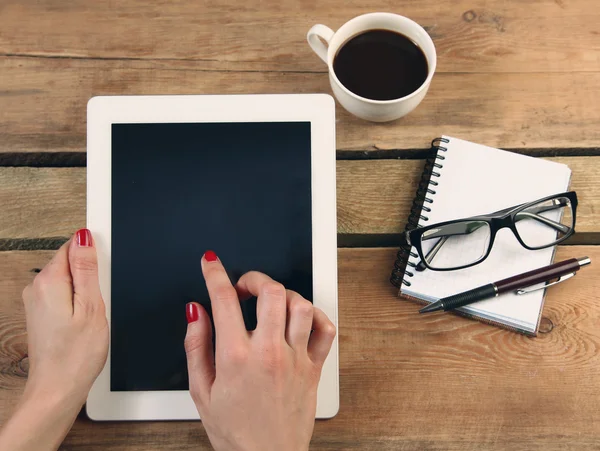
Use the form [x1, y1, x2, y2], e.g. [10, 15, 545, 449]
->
[1, 1, 600, 449]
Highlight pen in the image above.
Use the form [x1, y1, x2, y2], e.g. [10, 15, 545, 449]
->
[419, 256, 591, 314]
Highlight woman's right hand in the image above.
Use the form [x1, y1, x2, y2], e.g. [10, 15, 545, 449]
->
[184, 251, 336, 451]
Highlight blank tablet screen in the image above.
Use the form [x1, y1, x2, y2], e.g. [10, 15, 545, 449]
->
[110, 122, 312, 391]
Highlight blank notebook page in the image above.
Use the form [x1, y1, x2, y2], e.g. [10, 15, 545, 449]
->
[400, 136, 571, 333]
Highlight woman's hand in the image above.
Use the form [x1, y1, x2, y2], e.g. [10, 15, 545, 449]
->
[184, 251, 336, 451]
[23, 228, 109, 406]
[0, 229, 109, 451]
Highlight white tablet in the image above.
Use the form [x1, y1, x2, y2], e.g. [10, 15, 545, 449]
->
[86, 94, 339, 420]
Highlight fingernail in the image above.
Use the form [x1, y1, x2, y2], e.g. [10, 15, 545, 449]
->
[204, 250, 218, 262]
[186, 303, 199, 323]
[76, 229, 92, 247]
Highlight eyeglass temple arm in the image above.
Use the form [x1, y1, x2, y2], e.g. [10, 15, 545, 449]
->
[490, 197, 569, 216]
[415, 236, 449, 271]
[514, 201, 570, 233]
[515, 211, 569, 233]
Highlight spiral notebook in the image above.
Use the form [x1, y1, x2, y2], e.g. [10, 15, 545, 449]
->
[391, 136, 572, 335]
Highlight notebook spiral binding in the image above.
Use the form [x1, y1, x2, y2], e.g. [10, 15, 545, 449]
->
[390, 137, 450, 288]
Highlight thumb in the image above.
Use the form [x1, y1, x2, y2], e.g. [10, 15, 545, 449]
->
[68, 228, 104, 317]
[184, 302, 215, 407]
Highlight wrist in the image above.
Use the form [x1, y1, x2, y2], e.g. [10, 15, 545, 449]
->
[0, 382, 83, 451]
[22, 379, 85, 417]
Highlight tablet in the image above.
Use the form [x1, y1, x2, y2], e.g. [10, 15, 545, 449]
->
[86, 94, 339, 420]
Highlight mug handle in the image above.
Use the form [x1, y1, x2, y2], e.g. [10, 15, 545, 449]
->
[307, 24, 335, 64]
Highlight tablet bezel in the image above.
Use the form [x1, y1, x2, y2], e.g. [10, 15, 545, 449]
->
[86, 94, 339, 420]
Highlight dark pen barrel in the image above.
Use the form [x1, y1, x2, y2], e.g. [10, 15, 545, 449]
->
[441, 284, 498, 311]
[495, 257, 579, 294]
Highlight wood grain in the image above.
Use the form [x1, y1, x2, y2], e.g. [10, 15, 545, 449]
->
[0, 168, 85, 240]
[1, 246, 600, 449]
[1, 0, 599, 74]
[1, 157, 598, 241]
[2, 57, 600, 154]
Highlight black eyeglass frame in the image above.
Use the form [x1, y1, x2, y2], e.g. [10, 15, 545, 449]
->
[405, 191, 578, 272]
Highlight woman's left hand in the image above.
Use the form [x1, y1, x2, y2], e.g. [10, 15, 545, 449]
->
[22, 228, 109, 407]
[0, 229, 109, 451]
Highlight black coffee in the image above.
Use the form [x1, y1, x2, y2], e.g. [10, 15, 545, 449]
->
[333, 29, 428, 101]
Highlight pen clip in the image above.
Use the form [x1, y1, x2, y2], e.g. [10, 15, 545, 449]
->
[516, 272, 576, 295]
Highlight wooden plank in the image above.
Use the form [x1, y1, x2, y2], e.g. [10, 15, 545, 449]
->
[1, 157, 599, 241]
[0, 168, 85, 240]
[1, 0, 599, 74]
[1, 246, 600, 449]
[2, 57, 600, 154]
[338, 157, 600, 237]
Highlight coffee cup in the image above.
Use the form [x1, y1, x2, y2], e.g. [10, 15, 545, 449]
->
[307, 12, 436, 122]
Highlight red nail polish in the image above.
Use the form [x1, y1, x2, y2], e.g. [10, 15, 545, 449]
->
[204, 250, 218, 262]
[186, 303, 199, 323]
[76, 229, 92, 247]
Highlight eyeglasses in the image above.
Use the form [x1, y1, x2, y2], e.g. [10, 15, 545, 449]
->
[405, 191, 578, 272]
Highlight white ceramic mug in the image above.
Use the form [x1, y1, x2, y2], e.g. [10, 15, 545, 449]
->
[307, 13, 436, 122]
